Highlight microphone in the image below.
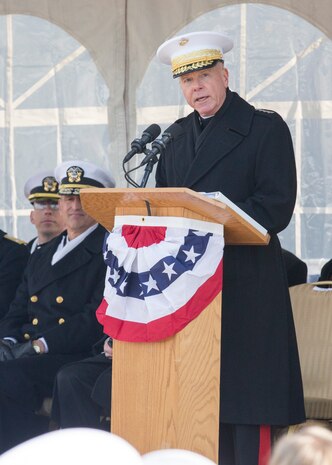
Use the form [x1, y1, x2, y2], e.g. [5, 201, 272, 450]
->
[141, 123, 183, 165]
[123, 124, 161, 163]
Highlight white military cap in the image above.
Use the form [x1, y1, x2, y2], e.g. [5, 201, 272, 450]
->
[54, 159, 116, 195]
[157, 31, 233, 78]
[24, 170, 60, 203]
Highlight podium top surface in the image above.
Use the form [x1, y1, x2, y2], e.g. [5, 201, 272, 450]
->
[80, 187, 270, 245]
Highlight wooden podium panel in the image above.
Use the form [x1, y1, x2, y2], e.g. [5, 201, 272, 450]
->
[80, 188, 269, 463]
[80, 187, 269, 245]
[111, 293, 222, 461]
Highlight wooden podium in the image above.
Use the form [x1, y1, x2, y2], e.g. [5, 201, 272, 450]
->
[80, 187, 269, 463]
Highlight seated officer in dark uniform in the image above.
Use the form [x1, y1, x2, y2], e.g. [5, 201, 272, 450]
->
[0, 159, 115, 453]
[0, 230, 29, 319]
[24, 171, 65, 253]
[51, 335, 113, 430]
[319, 259, 332, 282]
[317, 259, 332, 288]
[282, 249, 307, 287]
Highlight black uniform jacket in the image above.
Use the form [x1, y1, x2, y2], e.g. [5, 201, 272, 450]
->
[0, 230, 29, 319]
[282, 249, 307, 287]
[319, 259, 332, 281]
[0, 225, 106, 354]
[156, 90, 305, 426]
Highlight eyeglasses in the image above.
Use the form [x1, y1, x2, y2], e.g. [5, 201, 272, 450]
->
[33, 201, 59, 210]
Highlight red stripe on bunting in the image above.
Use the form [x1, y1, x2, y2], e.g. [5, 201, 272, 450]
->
[96, 259, 223, 342]
[122, 225, 167, 248]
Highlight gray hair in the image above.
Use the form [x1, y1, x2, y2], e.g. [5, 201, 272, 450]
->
[269, 426, 332, 465]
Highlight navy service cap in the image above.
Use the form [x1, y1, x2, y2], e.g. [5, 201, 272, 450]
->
[54, 159, 116, 195]
[24, 171, 60, 203]
[157, 31, 233, 78]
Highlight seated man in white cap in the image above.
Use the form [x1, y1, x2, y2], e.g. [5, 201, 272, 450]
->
[156, 31, 305, 465]
[24, 171, 66, 253]
[0, 159, 115, 453]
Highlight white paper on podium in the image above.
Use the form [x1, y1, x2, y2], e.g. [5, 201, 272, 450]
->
[200, 191, 268, 236]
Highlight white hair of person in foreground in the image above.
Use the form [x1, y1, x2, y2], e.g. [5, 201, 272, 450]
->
[269, 425, 332, 465]
[0, 427, 217, 465]
[0, 428, 142, 465]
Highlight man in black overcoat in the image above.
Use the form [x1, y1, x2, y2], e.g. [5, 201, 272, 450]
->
[0, 230, 29, 319]
[156, 31, 305, 465]
[0, 159, 115, 453]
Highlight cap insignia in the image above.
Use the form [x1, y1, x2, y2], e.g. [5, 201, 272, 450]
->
[67, 166, 84, 183]
[179, 38, 189, 46]
[42, 176, 58, 193]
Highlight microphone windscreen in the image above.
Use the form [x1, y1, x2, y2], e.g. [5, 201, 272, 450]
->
[144, 123, 161, 141]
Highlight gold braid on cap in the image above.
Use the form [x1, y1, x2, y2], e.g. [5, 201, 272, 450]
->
[59, 183, 96, 191]
[28, 193, 60, 201]
[172, 49, 223, 77]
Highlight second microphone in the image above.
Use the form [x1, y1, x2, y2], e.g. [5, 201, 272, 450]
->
[123, 124, 161, 163]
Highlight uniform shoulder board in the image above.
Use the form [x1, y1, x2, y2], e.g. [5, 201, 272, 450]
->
[256, 108, 277, 116]
[4, 234, 27, 245]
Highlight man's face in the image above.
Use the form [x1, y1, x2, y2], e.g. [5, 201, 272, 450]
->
[179, 62, 229, 117]
[30, 200, 65, 241]
[58, 195, 96, 239]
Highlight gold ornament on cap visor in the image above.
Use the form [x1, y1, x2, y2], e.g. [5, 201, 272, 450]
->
[179, 38, 189, 46]
[157, 31, 233, 78]
[172, 49, 223, 77]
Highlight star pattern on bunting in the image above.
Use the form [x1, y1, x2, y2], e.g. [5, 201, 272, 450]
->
[119, 278, 128, 294]
[110, 269, 120, 284]
[104, 229, 213, 300]
[162, 261, 177, 280]
[183, 246, 201, 263]
[143, 275, 159, 294]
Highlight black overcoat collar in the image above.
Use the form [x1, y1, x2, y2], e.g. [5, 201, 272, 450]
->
[29, 225, 105, 293]
[181, 91, 255, 187]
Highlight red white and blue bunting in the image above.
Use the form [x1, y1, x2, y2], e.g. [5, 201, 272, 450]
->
[97, 216, 224, 342]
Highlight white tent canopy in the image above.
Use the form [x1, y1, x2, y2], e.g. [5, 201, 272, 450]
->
[1, 0, 331, 182]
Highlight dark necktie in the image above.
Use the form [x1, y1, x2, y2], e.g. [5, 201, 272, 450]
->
[200, 116, 213, 131]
